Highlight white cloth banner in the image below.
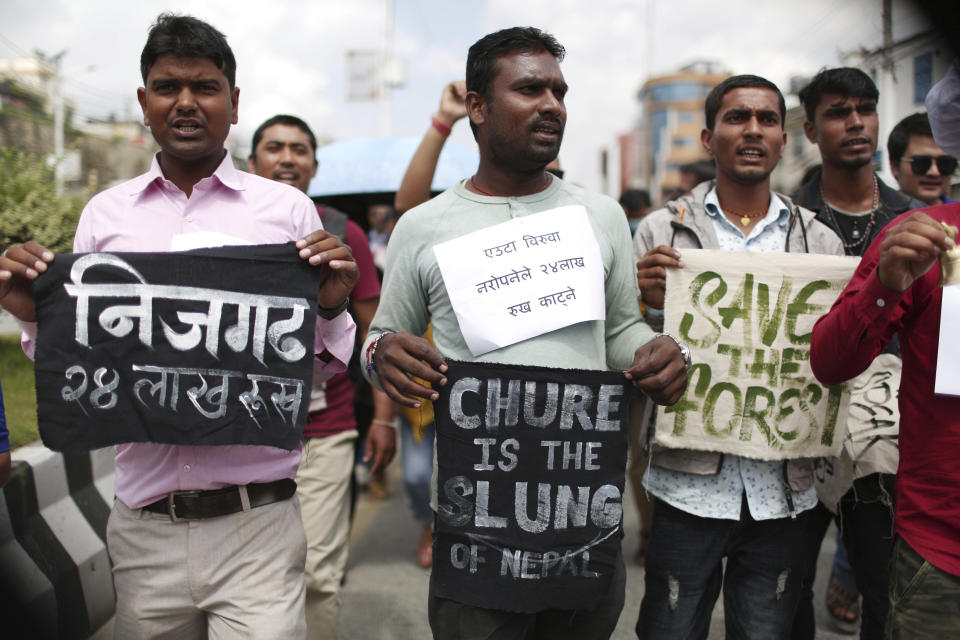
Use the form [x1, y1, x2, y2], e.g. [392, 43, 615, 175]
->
[433, 206, 605, 356]
[815, 353, 901, 511]
[657, 249, 860, 460]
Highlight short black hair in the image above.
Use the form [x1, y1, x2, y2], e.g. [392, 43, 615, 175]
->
[619, 188, 650, 212]
[251, 114, 318, 158]
[704, 74, 785, 131]
[465, 27, 565, 137]
[798, 67, 878, 122]
[887, 112, 936, 165]
[141, 13, 236, 88]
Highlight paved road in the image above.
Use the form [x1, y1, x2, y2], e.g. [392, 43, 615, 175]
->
[339, 464, 854, 640]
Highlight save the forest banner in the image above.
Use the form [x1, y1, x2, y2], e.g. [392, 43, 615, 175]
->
[659, 249, 860, 460]
[432, 360, 630, 613]
[32, 242, 320, 452]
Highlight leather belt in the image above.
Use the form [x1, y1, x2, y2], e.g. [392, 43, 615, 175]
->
[142, 478, 296, 522]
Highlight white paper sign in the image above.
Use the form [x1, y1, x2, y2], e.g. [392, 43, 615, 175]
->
[433, 206, 605, 356]
[936, 283, 960, 395]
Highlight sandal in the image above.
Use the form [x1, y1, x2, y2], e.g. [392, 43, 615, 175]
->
[825, 573, 860, 634]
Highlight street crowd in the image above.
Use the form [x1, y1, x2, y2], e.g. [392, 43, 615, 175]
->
[0, 12, 958, 640]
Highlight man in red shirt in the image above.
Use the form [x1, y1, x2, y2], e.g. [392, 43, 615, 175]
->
[249, 114, 396, 640]
[811, 205, 960, 638]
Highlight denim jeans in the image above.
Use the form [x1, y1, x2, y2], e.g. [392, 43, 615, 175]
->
[637, 496, 808, 640]
[793, 473, 895, 640]
[399, 415, 434, 524]
[429, 553, 626, 640]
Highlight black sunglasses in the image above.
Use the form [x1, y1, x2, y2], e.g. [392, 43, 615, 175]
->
[905, 155, 958, 176]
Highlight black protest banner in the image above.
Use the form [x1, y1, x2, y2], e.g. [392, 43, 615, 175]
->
[433, 360, 629, 613]
[33, 242, 320, 452]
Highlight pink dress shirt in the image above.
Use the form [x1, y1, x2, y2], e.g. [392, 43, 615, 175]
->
[22, 153, 355, 508]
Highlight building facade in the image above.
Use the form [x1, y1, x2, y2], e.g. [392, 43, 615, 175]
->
[619, 61, 729, 203]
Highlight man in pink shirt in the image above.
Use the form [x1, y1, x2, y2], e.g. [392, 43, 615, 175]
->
[0, 14, 358, 639]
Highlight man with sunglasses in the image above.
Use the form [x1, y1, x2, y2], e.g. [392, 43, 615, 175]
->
[888, 112, 957, 206]
[790, 67, 923, 640]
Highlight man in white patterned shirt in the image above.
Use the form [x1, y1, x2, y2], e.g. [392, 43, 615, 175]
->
[632, 75, 843, 639]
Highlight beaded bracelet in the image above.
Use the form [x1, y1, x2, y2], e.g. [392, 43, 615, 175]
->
[364, 332, 392, 374]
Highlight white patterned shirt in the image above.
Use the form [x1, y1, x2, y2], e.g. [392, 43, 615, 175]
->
[643, 188, 818, 521]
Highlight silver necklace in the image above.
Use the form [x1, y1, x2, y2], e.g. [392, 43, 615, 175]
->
[820, 175, 879, 253]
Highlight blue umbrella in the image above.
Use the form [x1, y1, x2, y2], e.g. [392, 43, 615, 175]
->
[307, 136, 479, 198]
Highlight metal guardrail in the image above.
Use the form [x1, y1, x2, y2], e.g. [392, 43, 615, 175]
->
[1, 445, 116, 639]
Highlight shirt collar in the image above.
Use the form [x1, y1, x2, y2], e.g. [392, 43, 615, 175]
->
[127, 151, 245, 196]
[704, 186, 790, 227]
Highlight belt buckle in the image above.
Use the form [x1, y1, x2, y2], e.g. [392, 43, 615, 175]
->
[167, 490, 201, 522]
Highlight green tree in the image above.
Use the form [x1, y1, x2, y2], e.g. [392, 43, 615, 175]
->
[0, 147, 86, 253]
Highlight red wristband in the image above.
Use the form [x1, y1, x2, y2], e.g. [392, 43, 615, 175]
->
[431, 116, 452, 137]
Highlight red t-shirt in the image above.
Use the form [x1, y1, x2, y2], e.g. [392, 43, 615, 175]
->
[812, 202, 960, 576]
[304, 213, 381, 438]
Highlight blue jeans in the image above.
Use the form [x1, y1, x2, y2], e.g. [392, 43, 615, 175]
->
[832, 532, 857, 590]
[637, 496, 808, 640]
[399, 416, 434, 524]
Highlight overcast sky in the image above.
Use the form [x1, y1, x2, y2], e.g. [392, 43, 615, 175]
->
[0, 0, 937, 193]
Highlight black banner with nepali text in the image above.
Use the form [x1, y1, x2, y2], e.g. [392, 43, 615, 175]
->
[432, 360, 630, 613]
[33, 243, 320, 452]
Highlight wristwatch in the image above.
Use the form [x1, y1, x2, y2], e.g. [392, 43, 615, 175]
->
[657, 332, 692, 372]
[317, 296, 350, 320]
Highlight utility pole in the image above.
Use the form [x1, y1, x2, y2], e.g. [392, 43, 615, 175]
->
[379, 0, 394, 137]
[53, 60, 64, 196]
[44, 50, 67, 196]
[878, 0, 896, 185]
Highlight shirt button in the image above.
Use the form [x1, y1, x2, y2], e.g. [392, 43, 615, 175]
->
[876, 298, 886, 308]
[183, 464, 191, 472]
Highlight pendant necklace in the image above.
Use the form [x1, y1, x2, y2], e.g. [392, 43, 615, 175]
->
[719, 203, 767, 227]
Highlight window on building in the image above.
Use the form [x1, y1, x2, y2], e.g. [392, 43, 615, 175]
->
[649, 82, 710, 102]
[914, 52, 933, 104]
[678, 112, 695, 123]
[672, 137, 693, 148]
[651, 109, 669, 165]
